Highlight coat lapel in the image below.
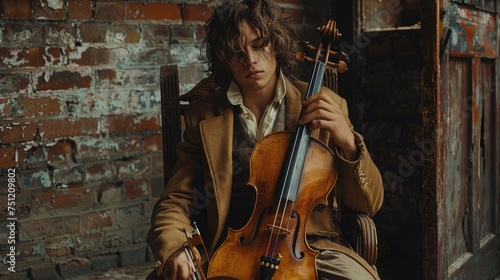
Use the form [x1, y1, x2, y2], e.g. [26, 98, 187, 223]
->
[199, 97, 234, 252]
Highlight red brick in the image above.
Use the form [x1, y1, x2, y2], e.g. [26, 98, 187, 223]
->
[144, 134, 162, 152]
[195, 24, 205, 43]
[103, 228, 133, 248]
[0, 73, 31, 94]
[68, 47, 114, 66]
[170, 25, 196, 43]
[0, 121, 38, 144]
[0, 95, 61, 119]
[149, 152, 163, 176]
[68, 0, 93, 20]
[45, 236, 76, 257]
[123, 180, 150, 200]
[0, 47, 45, 69]
[42, 23, 78, 47]
[101, 114, 160, 134]
[84, 160, 113, 183]
[0, 192, 32, 218]
[72, 232, 102, 253]
[35, 71, 91, 92]
[111, 24, 141, 43]
[97, 68, 157, 89]
[79, 23, 109, 43]
[97, 182, 125, 204]
[0, 147, 16, 169]
[17, 144, 46, 168]
[0, 0, 31, 19]
[46, 139, 76, 165]
[58, 258, 93, 279]
[183, 4, 211, 23]
[115, 202, 145, 222]
[3, 23, 43, 47]
[39, 118, 99, 139]
[33, 185, 93, 211]
[27, 264, 60, 279]
[96, 1, 124, 21]
[114, 157, 151, 179]
[13, 242, 48, 267]
[81, 209, 113, 230]
[18, 168, 51, 190]
[126, 3, 181, 21]
[33, 0, 66, 20]
[18, 215, 81, 241]
[53, 165, 83, 186]
[142, 24, 170, 46]
[96, 69, 117, 81]
[77, 135, 143, 160]
[43, 47, 64, 67]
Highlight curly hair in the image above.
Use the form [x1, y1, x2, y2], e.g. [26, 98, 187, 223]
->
[201, 0, 298, 88]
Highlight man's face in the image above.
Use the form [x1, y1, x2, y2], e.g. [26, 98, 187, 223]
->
[227, 21, 278, 94]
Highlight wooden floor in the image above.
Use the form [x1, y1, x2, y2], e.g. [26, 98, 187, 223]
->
[66, 263, 500, 280]
[67, 263, 152, 280]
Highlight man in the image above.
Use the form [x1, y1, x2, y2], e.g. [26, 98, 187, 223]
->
[147, 0, 384, 279]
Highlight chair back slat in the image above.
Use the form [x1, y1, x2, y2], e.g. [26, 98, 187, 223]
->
[160, 65, 182, 182]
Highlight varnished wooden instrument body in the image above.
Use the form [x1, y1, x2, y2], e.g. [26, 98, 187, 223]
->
[207, 132, 337, 280]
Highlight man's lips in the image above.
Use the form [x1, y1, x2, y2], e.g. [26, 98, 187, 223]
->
[246, 70, 263, 78]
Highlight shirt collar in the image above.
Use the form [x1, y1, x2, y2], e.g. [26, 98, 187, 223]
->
[227, 70, 287, 107]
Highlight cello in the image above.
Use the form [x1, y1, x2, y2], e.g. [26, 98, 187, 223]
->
[187, 19, 348, 280]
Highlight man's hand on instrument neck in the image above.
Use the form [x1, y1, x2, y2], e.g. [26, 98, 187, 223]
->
[298, 90, 359, 161]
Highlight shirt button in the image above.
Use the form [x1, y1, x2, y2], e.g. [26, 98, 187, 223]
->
[155, 260, 162, 268]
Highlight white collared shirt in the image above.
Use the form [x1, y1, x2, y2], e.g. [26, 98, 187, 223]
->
[227, 71, 286, 141]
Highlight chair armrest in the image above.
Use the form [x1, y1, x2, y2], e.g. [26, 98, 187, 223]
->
[340, 213, 378, 266]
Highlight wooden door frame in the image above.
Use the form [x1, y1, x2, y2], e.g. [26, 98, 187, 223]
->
[421, 0, 442, 279]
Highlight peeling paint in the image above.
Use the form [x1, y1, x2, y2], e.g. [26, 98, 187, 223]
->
[47, 0, 64, 10]
[12, 30, 33, 43]
[79, 138, 120, 152]
[169, 45, 201, 66]
[23, 170, 51, 188]
[449, 4, 496, 57]
[2, 49, 28, 68]
[46, 28, 76, 48]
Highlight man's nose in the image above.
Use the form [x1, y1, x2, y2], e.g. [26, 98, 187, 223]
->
[243, 49, 258, 65]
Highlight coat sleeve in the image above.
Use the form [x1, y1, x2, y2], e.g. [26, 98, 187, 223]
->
[146, 105, 204, 277]
[333, 97, 384, 217]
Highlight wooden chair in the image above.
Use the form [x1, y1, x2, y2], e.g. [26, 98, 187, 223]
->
[159, 64, 378, 266]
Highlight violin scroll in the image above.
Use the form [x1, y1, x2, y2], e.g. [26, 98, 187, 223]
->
[295, 19, 348, 73]
[317, 20, 341, 43]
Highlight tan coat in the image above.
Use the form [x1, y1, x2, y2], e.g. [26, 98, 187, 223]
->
[147, 77, 384, 278]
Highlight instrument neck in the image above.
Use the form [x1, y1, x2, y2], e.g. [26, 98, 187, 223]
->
[278, 60, 326, 202]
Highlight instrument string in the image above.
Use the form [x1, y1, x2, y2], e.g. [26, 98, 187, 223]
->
[267, 56, 325, 259]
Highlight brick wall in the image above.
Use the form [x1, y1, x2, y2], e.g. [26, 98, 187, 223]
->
[0, 0, 330, 278]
